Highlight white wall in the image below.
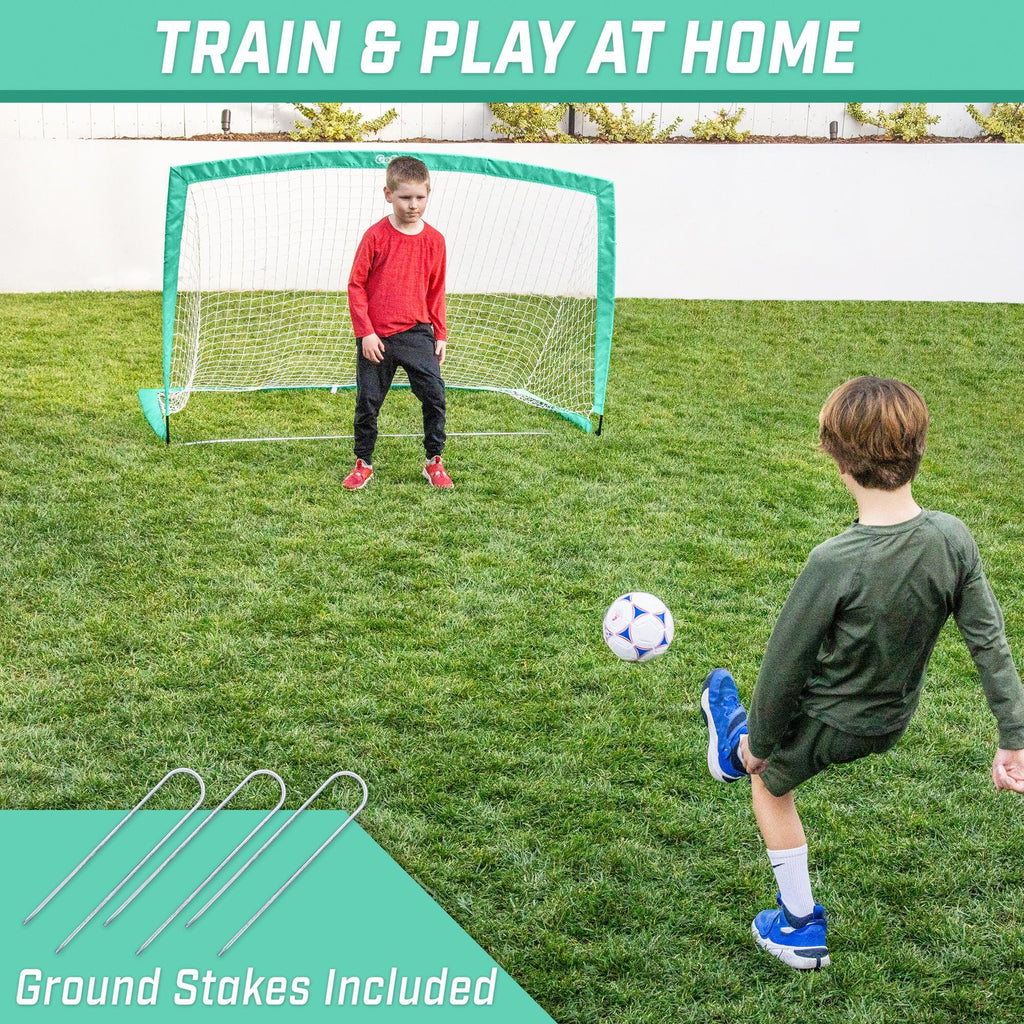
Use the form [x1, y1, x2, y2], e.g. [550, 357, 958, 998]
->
[0, 102, 988, 141]
[1, 140, 1021, 301]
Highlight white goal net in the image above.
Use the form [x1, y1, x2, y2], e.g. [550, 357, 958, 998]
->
[140, 152, 615, 441]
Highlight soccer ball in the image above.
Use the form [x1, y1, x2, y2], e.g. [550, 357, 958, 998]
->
[603, 593, 674, 662]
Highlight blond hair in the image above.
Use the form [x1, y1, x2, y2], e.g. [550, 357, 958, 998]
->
[818, 377, 929, 490]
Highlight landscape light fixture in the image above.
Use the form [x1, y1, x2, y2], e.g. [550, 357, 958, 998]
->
[221, 109, 231, 135]
[829, 120, 839, 141]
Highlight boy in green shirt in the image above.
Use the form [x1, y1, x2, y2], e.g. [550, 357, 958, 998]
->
[701, 376, 1024, 970]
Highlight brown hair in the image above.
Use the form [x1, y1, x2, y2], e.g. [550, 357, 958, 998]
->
[386, 155, 430, 191]
[818, 377, 929, 490]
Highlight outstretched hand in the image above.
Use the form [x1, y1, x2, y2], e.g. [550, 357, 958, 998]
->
[992, 748, 1024, 793]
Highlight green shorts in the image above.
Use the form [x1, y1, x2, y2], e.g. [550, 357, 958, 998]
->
[758, 713, 904, 797]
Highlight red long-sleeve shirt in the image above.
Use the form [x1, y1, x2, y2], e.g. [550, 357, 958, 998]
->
[347, 217, 447, 341]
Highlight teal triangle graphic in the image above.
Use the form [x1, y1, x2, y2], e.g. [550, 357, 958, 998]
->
[2, 811, 556, 1021]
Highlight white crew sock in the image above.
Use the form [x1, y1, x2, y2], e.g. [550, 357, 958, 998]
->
[766, 845, 814, 919]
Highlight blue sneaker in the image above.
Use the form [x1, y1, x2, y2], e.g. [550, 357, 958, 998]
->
[700, 669, 749, 782]
[752, 896, 830, 970]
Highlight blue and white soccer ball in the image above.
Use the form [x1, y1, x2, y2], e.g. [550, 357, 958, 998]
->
[603, 592, 674, 662]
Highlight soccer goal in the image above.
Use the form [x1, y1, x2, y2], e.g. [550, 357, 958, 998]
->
[138, 150, 615, 443]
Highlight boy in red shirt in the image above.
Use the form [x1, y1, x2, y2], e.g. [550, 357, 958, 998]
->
[344, 156, 452, 489]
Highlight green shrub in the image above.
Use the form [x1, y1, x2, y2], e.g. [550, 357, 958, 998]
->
[579, 103, 682, 143]
[487, 103, 580, 143]
[966, 102, 1024, 143]
[690, 108, 749, 142]
[846, 102, 940, 142]
[290, 102, 398, 142]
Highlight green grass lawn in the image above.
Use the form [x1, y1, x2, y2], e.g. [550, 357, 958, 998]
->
[2, 294, 1023, 1022]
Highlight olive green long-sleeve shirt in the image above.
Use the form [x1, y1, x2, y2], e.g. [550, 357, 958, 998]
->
[747, 509, 1024, 759]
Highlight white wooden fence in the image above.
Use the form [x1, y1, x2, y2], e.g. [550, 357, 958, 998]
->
[0, 102, 988, 141]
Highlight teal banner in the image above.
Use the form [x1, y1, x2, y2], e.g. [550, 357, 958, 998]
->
[1, 2, 1022, 101]
[3, 811, 555, 1021]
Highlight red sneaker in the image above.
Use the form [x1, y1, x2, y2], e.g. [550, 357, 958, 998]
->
[423, 455, 453, 489]
[343, 458, 373, 490]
